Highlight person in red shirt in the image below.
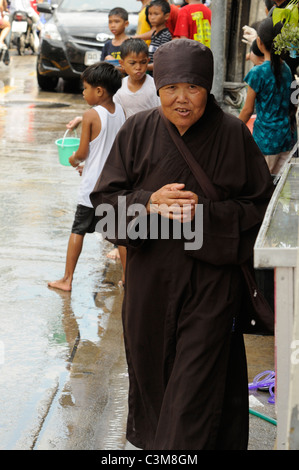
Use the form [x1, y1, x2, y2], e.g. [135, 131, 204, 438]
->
[174, 0, 211, 47]
[166, 1, 179, 37]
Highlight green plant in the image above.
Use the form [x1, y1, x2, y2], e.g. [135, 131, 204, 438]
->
[273, 22, 299, 57]
[272, 1, 299, 57]
[272, 0, 299, 27]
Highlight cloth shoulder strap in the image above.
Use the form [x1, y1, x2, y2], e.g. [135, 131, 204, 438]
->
[158, 107, 220, 202]
[158, 108, 274, 335]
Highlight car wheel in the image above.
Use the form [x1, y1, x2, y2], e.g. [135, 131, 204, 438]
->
[64, 78, 82, 93]
[37, 69, 59, 91]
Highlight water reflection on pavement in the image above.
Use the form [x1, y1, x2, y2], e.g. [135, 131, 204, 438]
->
[0, 55, 128, 450]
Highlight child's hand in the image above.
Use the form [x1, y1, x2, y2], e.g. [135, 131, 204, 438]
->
[66, 116, 82, 130]
[76, 165, 84, 176]
[69, 151, 79, 167]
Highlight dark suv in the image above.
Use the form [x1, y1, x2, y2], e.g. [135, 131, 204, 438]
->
[36, 0, 139, 91]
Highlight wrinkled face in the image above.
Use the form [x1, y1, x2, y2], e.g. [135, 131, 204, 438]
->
[159, 83, 208, 135]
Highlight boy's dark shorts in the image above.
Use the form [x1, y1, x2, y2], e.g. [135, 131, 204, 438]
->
[71, 204, 98, 236]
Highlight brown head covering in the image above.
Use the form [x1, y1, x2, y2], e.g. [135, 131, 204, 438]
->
[153, 39, 214, 93]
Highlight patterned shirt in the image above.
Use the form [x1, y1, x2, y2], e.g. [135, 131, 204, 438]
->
[244, 60, 294, 155]
[148, 28, 172, 63]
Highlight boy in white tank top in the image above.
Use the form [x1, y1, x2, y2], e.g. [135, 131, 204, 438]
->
[109, 38, 161, 281]
[63, 40, 160, 287]
[48, 62, 125, 292]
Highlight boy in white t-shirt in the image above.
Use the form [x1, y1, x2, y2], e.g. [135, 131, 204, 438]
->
[114, 38, 160, 118]
[48, 62, 125, 291]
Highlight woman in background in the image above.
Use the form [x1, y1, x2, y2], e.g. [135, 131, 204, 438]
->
[239, 17, 295, 175]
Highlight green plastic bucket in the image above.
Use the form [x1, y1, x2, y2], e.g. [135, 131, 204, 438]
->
[55, 129, 80, 166]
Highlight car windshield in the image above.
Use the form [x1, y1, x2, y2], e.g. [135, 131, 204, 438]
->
[59, 0, 139, 13]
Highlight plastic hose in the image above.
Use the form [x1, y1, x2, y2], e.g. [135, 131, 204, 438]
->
[249, 408, 277, 426]
[248, 370, 275, 391]
[248, 370, 277, 426]
[248, 370, 275, 404]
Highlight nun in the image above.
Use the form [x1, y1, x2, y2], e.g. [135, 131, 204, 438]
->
[91, 39, 274, 450]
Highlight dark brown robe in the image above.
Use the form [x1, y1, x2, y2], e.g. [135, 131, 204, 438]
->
[90, 96, 274, 450]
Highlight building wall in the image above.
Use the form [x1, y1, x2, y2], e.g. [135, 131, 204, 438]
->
[225, 0, 268, 82]
[211, 0, 268, 106]
[225, 0, 251, 83]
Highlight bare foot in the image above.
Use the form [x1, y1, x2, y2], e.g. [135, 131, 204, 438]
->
[48, 278, 72, 291]
[107, 247, 120, 260]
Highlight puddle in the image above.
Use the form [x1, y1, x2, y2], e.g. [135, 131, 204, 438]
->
[0, 101, 71, 108]
[0, 96, 119, 449]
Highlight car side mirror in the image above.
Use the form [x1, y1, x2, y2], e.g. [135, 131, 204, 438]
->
[37, 3, 56, 14]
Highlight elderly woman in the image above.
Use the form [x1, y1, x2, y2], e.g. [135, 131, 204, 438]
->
[91, 40, 274, 450]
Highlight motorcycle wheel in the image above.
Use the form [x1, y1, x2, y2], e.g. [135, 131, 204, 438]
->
[17, 35, 26, 55]
[29, 33, 38, 54]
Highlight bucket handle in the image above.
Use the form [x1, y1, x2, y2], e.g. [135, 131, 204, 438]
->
[61, 129, 78, 148]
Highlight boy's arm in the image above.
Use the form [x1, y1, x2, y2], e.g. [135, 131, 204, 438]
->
[69, 109, 99, 167]
[67, 116, 82, 130]
[133, 29, 154, 41]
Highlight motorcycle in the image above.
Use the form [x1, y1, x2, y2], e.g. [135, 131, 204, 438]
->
[10, 10, 39, 55]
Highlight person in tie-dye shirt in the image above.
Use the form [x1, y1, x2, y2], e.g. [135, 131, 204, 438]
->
[239, 17, 295, 175]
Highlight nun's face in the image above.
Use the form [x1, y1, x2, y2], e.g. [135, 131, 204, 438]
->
[159, 83, 208, 135]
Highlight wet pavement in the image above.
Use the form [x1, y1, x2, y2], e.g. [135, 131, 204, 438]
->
[0, 54, 276, 451]
[0, 53, 129, 450]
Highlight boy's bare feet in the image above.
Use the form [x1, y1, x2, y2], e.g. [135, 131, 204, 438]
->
[48, 278, 72, 291]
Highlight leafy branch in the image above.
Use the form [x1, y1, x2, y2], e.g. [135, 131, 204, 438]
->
[272, 0, 299, 56]
[273, 23, 299, 56]
[272, 0, 299, 26]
